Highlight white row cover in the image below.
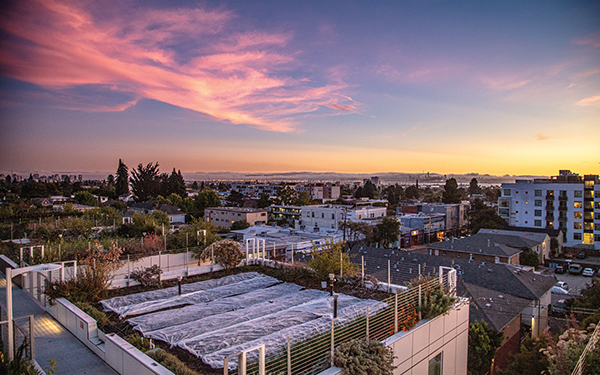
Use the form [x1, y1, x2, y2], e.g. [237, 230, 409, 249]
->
[130, 283, 307, 334]
[100, 272, 387, 370]
[143, 288, 328, 345]
[102, 272, 262, 315]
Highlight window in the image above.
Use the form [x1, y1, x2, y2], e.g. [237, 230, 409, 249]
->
[560, 190, 567, 198]
[574, 222, 582, 230]
[429, 353, 442, 375]
[535, 210, 542, 216]
[574, 202, 582, 208]
[535, 190, 542, 196]
[596, 191, 600, 198]
[535, 200, 542, 206]
[574, 212, 582, 219]
[574, 191, 583, 198]
[332, 214, 335, 219]
[504, 189, 511, 196]
[574, 233, 582, 240]
[312, 212, 315, 218]
[321, 213, 324, 218]
[535, 220, 542, 227]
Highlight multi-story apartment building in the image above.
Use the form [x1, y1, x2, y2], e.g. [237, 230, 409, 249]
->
[498, 170, 600, 248]
[397, 202, 468, 236]
[298, 204, 387, 232]
[204, 207, 268, 228]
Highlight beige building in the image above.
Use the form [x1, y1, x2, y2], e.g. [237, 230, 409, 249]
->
[204, 207, 268, 228]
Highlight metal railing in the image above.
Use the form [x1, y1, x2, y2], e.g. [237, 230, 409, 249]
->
[230, 272, 455, 375]
[571, 322, 600, 375]
[0, 305, 35, 361]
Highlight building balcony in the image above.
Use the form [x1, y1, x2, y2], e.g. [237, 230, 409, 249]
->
[546, 195, 555, 200]
[546, 215, 554, 221]
[558, 206, 568, 212]
[558, 217, 567, 222]
[559, 196, 568, 201]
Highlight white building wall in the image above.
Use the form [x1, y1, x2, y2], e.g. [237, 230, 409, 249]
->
[385, 299, 469, 375]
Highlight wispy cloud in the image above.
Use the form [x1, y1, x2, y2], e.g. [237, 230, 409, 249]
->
[576, 94, 600, 107]
[0, 0, 354, 132]
[537, 134, 550, 141]
[573, 32, 600, 49]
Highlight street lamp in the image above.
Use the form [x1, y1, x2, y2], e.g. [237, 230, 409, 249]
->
[5, 263, 62, 361]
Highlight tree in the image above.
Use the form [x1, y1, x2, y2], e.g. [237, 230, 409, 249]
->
[468, 321, 503, 375]
[405, 185, 421, 200]
[442, 178, 462, 204]
[167, 168, 187, 198]
[257, 193, 271, 209]
[295, 191, 311, 206]
[74, 191, 98, 206]
[519, 246, 540, 267]
[355, 180, 379, 199]
[227, 190, 245, 207]
[498, 335, 549, 375]
[276, 183, 297, 206]
[115, 159, 129, 196]
[468, 178, 482, 196]
[469, 199, 507, 233]
[130, 162, 160, 202]
[199, 239, 244, 271]
[195, 189, 221, 213]
[375, 216, 400, 248]
[308, 240, 359, 280]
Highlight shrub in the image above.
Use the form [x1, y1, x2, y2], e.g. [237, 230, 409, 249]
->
[74, 302, 108, 326]
[334, 339, 396, 375]
[130, 265, 163, 288]
[198, 239, 244, 271]
[0, 337, 56, 375]
[147, 348, 199, 375]
[418, 286, 456, 319]
[308, 240, 359, 280]
[127, 333, 152, 352]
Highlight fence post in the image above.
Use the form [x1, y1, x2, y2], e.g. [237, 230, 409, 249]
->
[366, 306, 370, 341]
[361, 256, 364, 287]
[388, 259, 391, 292]
[159, 251, 162, 275]
[287, 336, 291, 375]
[29, 315, 35, 360]
[258, 345, 265, 375]
[394, 293, 398, 334]
[238, 352, 246, 375]
[330, 319, 335, 366]
[223, 357, 228, 375]
[211, 248, 214, 273]
[418, 284, 422, 321]
[186, 250, 189, 276]
[127, 256, 130, 287]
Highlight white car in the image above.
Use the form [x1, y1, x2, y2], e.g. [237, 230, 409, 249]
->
[552, 286, 570, 295]
[583, 268, 595, 277]
[556, 281, 570, 291]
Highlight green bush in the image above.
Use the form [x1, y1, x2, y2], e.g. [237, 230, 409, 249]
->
[334, 339, 396, 375]
[73, 302, 108, 326]
[126, 333, 152, 352]
[418, 286, 456, 319]
[147, 348, 199, 375]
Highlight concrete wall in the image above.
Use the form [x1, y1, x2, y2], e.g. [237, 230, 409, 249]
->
[46, 298, 173, 375]
[384, 299, 470, 375]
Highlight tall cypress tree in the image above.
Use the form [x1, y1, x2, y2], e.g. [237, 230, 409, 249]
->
[115, 159, 129, 196]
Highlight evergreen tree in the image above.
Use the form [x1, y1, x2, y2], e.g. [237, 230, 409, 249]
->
[168, 169, 187, 197]
[115, 159, 129, 196]
[442, 178, 462, 204]
[468, 178, 482, 196]
[130, 162, 160, 202]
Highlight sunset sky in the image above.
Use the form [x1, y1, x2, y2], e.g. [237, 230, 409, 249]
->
[1, 0, 599, 177]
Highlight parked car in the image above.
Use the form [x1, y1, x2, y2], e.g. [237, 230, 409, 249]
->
[555, 265, 565, 274]
[577, 252, 587, 259]
[583, 268, 595, 277]
[565, 252, 574, 259]
[568, 264, 583, 275]
[553, 299, 566, 313]
[552, 286, 570, 295]
[556, 281, 570, 291]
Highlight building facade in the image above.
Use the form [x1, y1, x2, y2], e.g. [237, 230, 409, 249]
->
[204, 207, 268, 228]
[498, 170, 600, 248]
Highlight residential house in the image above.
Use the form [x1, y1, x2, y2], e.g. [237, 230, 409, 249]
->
[204, 207, 267, 229]
[156, 204, 186, 224]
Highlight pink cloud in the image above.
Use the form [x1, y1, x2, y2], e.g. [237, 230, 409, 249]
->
[0, 0, 353, 132]
[576, 94, 600, 107]
[573, 33, 600, 49]
[537, 134, 550, 141]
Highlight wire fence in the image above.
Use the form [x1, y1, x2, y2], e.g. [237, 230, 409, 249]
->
[0, 305, 36, 361]
[237, 273, 454, 375]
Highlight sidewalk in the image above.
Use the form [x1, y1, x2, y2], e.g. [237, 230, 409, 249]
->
[0, 272, 117, 375]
